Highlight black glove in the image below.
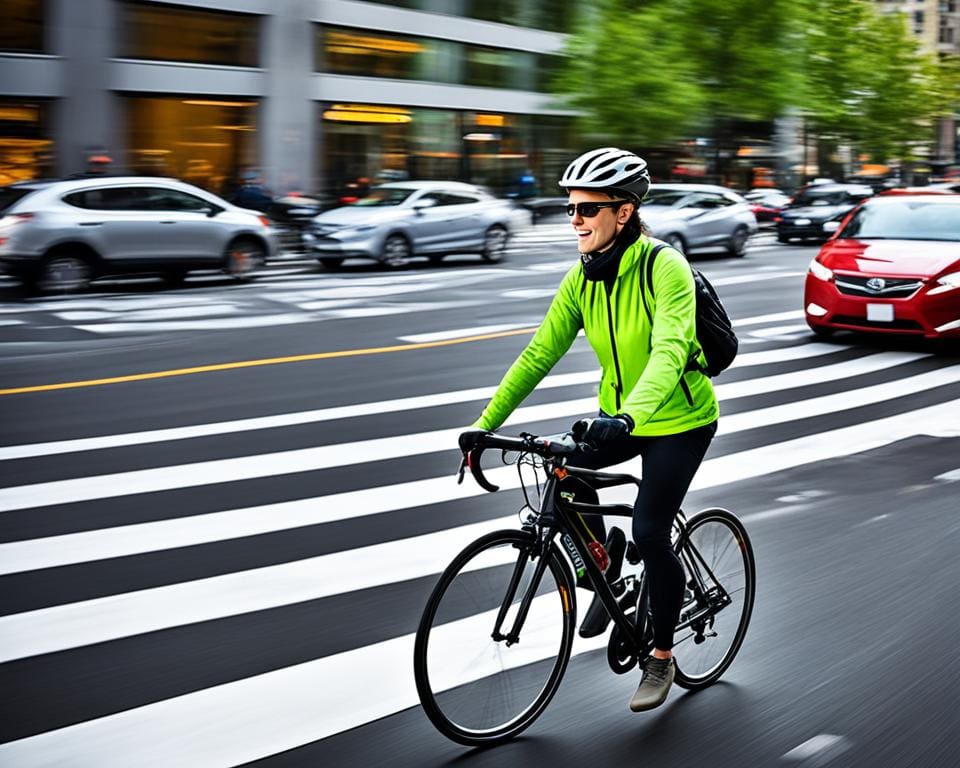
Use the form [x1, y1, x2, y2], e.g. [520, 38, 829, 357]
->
[572, 415, 634, 446]
[458, 429, 489, 453]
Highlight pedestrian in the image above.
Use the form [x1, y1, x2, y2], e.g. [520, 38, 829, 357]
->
[464, 147, 719, 711]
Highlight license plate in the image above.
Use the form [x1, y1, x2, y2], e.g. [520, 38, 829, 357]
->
[793, 218, 811, 226]
[867, 303, 894, 322]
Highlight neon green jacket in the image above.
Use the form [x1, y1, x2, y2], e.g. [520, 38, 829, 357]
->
[473, 235, 719, 436]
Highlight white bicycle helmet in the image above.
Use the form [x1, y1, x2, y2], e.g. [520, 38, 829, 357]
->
[559, 147, 650, 202]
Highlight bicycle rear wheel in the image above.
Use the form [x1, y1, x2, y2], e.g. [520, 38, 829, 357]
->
[413, 529, 576, 746]
[673, 508, 755, 690]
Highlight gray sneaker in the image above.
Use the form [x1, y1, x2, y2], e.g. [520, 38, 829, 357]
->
[629, 657, 675, 712]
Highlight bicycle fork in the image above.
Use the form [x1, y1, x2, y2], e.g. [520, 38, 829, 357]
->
[490, 527, 554, 646]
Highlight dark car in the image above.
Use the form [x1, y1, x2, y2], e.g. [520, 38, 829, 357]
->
[775, 183, 873, 243]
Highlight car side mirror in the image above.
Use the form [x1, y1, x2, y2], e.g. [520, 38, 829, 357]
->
[822, 220, 841, 234]
[412, 199, 437, 214]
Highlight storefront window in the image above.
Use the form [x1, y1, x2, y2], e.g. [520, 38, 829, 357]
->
[124, 97, 259, 194]
[0, 0, 45, 53]
[320, 102, 574, 199]
[0, 100, 53, 185]
[318, 26, 559, 90]
[119, 1, 259, 67]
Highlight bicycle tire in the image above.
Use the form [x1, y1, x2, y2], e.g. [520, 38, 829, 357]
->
[413, 529, 576, 746]
[672, 508, 755, 691]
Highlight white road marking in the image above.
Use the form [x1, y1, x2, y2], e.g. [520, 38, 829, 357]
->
[710, 271, 804, 286]
[75, 314, 314, 333]
[750, 323, 816, 338]
[782, 734, 852, 763]
[733, 310, 805, 327]
[398, 323, 533, 343]
[934, 468, 960, 483]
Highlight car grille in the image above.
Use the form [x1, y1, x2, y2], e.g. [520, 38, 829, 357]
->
[831, 315, 925, 332]
[834, 275, 923, 299]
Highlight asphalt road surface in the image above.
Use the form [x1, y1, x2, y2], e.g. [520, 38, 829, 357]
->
[1, 226, 958, 767]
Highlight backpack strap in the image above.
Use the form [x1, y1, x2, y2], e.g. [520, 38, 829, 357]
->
[640, 241, 668, 325]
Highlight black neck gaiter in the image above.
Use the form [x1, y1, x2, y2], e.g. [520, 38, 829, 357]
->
[580, 217, 642, 283]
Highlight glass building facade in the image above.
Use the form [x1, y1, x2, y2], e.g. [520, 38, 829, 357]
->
[0, 0, 575, 199]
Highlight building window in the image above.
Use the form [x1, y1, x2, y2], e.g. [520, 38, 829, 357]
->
[318, 26, 561, 91]
[124, 96, 259, 194]
[0, 0, 45, 53]
[914, 10, 925, 35]
[320, 102, 573, 200]
[355, 0, 578, 34]
[119, 1, 259, 67]
[0, 99, 53, 184]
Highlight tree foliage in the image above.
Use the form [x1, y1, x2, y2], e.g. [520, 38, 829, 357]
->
[553, 0, 958, 165]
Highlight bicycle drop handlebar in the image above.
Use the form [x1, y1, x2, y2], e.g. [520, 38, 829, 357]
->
[457, 430, 580, 492]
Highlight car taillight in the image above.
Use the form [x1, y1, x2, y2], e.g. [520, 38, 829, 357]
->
[773, 215, 782, 223]
[258, 215, 270, 228]
[0, 212, 34, 225]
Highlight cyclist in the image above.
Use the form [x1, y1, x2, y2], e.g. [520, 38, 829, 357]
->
[467, 147, 719, 711]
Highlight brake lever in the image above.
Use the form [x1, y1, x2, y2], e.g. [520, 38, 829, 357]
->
[456, 454, 467, 485]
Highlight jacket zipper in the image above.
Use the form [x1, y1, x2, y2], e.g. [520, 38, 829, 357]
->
[679, 376, 694, 407]
[604, 282, 624, 411]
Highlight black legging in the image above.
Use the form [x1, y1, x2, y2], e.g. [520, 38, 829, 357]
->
[569, 417, 717, 651]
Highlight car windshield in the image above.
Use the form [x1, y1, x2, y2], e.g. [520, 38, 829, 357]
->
[841, 200, 960, 241]
[643, 190, 690, 206]
[792, 189, 851, 206]
[350, 187, 416, 207]
[0, 186, 38, 214]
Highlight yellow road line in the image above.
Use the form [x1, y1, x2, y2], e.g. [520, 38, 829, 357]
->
[0, 327, 537, 396]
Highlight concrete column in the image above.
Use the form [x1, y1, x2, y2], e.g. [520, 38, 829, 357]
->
[260, 1, 316, 194]
[49, 0, 120, 177]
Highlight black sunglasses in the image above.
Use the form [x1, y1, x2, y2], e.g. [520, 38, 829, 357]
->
[566, 200, 629, 218]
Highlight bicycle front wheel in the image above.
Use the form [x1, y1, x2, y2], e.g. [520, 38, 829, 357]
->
[413, 529, 576, 746]
[673, 508, 755, 690]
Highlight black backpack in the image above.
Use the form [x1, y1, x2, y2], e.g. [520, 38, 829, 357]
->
[640, 242, 738, 377]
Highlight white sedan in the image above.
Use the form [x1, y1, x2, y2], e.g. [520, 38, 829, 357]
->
[308, 181, 526, 269]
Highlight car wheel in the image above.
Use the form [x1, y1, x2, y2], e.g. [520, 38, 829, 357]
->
[727, 226, 749, 257]
[38, 248, 94, 293]
[810, 325, 835, 338]
[776, 233, 790, 244]
[319, 257, 343, 270]
[382, 234, 411, 268]
[225, 238, 266, 281]
[481, 225, 509, 263]
[664, 233, 686, 254]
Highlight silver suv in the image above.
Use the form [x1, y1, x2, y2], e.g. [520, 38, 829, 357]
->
[0, 177, 277, 291]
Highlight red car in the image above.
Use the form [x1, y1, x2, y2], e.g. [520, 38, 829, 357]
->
[804, 191, 960, 338]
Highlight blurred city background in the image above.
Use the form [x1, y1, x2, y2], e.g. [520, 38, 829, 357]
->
[1, 0, 959, 201]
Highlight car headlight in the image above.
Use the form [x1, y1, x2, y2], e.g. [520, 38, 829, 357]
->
[808, 258, 833, 282]
[340, 225, 376, 236]
[929, 271, 960, 295]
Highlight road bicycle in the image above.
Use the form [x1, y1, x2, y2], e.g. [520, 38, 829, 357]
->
[413, 427, 756, 747]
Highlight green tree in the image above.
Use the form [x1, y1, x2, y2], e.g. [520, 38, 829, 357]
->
[552, 0, 707, 148]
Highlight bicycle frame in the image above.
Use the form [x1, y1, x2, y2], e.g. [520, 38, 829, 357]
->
[489, 457, 646, 653]
[487, 454, 733, 658]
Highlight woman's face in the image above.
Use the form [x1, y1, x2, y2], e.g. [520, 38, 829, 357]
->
[567, 189, 633, 253]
